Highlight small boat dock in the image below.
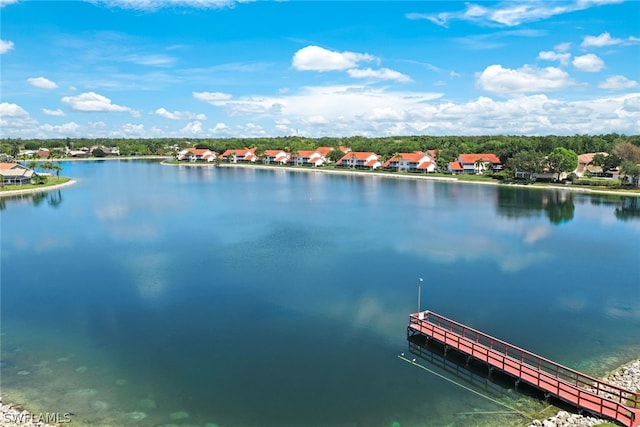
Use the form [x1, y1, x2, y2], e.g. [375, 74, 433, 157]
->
[408, 310, 640, 427]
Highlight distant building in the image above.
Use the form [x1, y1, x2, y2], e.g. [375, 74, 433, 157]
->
[176, 148, 217, 162]
[0, 162, 35, 185]
[383, 151, 436, 173]
[335, 152, 381, 170]
[448, 153, 502, 174]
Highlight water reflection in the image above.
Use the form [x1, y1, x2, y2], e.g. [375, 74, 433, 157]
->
[497, 188, 574, 224]
[0, 189, 63, 210]
[614, 197, 640, 222]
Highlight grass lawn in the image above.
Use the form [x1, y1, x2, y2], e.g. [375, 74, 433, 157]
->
[0, 176, 72, 193]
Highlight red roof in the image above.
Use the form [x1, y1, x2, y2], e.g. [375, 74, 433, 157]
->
[263, 150, 285, 156]
[188, 148, 210, 155]
[417, 162, 433, 169]
[295, 150, 318, 158]
[0, 162, 19, 169]
[364, 159, 378, 167]
[315, 147, 334, 157]
[449, 161, 464, 171]
[459, 153, 501, 164]
[222, 148, 255, 157]
[339, 151, 376, 162]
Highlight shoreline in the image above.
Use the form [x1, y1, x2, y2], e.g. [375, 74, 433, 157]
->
[528, 358, 640, 427]
[15, 157, 640, 197]
[0, 179, 76, 198]
[164, 160, 640, 198]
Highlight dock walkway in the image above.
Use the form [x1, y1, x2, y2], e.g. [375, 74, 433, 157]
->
[408, 311, 640, 427]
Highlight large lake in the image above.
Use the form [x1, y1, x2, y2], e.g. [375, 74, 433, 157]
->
[1, 160, 639, 427]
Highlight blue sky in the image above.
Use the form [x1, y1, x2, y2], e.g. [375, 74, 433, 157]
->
[1, 0, 639, 139]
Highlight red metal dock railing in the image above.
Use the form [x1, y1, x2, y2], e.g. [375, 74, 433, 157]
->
[408, 311, 640, 427]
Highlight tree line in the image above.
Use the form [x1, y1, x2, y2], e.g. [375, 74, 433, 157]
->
[2, 133, 640, 184]
[2, 134, 639, 162]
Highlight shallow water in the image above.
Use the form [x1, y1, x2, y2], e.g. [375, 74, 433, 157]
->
[1, 160, 639, 426]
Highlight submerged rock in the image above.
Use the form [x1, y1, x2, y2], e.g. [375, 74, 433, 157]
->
[138, 398, 157, 409]
[129, 411, 147, 421]
[169, 410, 189, 420]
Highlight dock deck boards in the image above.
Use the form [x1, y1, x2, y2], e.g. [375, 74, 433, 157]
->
[408, 311, 640, 427]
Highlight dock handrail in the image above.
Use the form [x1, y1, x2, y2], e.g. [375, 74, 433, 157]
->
[409, 311, 640, 427]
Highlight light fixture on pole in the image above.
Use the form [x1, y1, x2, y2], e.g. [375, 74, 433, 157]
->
[417, 277, 424, 314]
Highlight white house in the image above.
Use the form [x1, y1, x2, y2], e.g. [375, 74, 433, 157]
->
[335, 152, 381, 170]
[383, 151, 436, 173]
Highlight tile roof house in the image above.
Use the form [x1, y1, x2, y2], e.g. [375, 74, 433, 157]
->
[383, 151, 436, 173]
[575, 152, 609, 177]
[448, 153, 502, 174]
[262, 150, 290, 165]
[176, 148, 217, 162]
[291, 150, 326, 167]
[0, 162, 35, 185]
[221, 148, 258, 163]
[335, 152, 381, 170]
[315, 146, 334, 158]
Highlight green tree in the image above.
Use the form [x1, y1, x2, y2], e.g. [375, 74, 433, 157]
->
[507, 151, 546, 177]
[620, 161, 640, 186]
[547, 147, 578, 181]
[326, 148, 343, 163]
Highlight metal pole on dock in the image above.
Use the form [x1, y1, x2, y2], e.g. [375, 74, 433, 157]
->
[417, 277, 423, 313]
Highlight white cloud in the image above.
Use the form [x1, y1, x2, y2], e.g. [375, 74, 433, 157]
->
[211, 122, 229, 133]
[572, 53, 605, 72]
[197, 85, 442, 123]
[0, 102, 29, 117]
[622, 96, 640, 112]
[121, 123, 146, 135]
[155, 107, 206, 120]
[555, 42, 571, 52]
[538, 50, 571, 65]
[40, 122, 81, 134]
[407, 0, 623, 27]
[61, 91, 136, 114]
[598, 75, 639, 90]
[27, 77, 59, 89]
[192, 91, 233, 105]
[292, 45, 375, 72]
[346, 67, 412, 83]
[181, 121, 203, 135]
[581, 32, 639, 47]
[122, 53, 176, 66]
[42, 108, 66, 116]
[89, 0, 240, 11]
[476, 64, 573, 94]
[0, 39, 14, 54]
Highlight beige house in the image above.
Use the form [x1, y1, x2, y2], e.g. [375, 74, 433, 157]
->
[0, 163, 35, 185]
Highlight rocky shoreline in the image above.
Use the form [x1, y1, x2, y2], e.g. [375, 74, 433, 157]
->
[528, 359, 640, 427]
[0, 400, 57, 427]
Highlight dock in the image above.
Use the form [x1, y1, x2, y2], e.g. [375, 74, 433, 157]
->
[408, 310, 640, 427]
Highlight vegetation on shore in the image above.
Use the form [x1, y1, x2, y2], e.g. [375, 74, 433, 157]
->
[0, 176, 71, 194]
[3, 134, 640, 193]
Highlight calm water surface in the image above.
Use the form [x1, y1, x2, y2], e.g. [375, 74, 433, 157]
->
[1, 160, 639, 427]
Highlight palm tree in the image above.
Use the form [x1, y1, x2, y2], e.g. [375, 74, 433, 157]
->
[393, 152, 403, 172]
[474, 158, 486, 175]
[50, 163, 63, 179]
[349, 151, 358, 169]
